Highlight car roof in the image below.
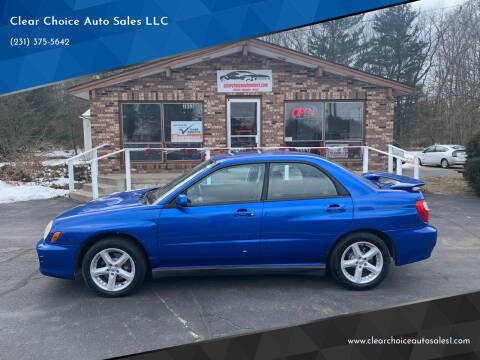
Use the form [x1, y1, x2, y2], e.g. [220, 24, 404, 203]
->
[212, 151, 331, 164]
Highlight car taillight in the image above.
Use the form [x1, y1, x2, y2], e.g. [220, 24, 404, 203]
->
[452, 151, 457, 157]
[415, 200, 429, 222]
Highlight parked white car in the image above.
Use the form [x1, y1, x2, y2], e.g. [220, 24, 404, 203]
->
[419, 144, 467, 168]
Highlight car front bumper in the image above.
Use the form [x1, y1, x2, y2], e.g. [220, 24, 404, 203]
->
[387, 225, 437, 266]
[36, 239, 78, 279]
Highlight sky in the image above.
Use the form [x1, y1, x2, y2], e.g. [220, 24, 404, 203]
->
[412, 0, 466, 11]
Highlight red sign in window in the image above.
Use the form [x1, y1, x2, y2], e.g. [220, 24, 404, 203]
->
[291, 107, 316, 118]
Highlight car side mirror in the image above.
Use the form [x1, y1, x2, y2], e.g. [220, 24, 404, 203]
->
[175, 194, 188, 207]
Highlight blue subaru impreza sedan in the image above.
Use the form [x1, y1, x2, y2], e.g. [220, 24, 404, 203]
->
[37, 152, 437, 297]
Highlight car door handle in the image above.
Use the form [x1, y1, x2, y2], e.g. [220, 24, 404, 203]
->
[326, 204, 345, 212]
[234, 209, 255, 217]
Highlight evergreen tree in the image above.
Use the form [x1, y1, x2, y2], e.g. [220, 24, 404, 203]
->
[356, 5, 428, 86]
[307, 15, 364, 66]
[356, 5, 429, 144]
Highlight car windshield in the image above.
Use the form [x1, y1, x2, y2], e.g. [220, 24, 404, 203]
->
[144, 160, 215, 205]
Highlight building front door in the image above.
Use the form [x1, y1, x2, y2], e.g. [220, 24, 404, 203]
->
[227, 98, 260, 148]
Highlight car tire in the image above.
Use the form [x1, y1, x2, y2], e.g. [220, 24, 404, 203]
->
[328, 232, 390, 290]
[441, 159, 449, 168]
[82, 237, 147, 297]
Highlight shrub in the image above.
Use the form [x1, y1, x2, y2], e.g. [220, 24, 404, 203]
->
[0, 154, 44, 183]
[466, 131, 480, 158]
[464, 158, 480, 195]
[464, 132, 480, 196]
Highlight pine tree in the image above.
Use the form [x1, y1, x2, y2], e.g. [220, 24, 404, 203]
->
[356, 5, 428, 86]
[356, 5, 430, 145]
[307, 15, 364, 66]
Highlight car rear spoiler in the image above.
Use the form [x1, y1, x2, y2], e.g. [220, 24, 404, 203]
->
[362, 172, 425, 190]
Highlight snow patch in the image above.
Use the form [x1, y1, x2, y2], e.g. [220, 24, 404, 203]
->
[35, 149, 77, 158]
[0, 181, 69, 204]
[42, 157, 89, 167]
[43, 177, 70, 187]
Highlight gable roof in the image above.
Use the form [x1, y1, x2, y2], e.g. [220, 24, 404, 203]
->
[69, 39, 414, 99]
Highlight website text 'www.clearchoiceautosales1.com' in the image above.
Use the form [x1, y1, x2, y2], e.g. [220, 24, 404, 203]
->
[348, 336, 471, 345]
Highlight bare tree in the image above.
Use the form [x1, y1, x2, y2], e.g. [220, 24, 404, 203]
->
[261, 28, 308, 52]
[421, 0, 480, 145]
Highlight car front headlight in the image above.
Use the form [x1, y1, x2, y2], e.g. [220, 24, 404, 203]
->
[43, 220, 53, 240]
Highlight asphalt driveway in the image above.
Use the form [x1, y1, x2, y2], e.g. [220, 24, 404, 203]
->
[1, 194, 480, 360]
[403, 164, 464, 178]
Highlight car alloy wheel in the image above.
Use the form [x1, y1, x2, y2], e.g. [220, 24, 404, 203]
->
[82, 237, 147, 297]
[340, 242, 383, 284]
[441, 159, 449, 168]
[329, 232, 390, 290]
[90, 248, 135, 292]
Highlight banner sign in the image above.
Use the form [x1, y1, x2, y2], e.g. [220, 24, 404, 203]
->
[171, 121, 203, 142]
[217, 70, 272, 92]
[327, 144, 349, 159]
[0, 0, 411, 95]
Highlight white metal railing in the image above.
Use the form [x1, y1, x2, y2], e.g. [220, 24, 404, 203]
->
[65, 144, 109, 196]
[61, 145, 411, 200]
[387, 144, 421, 180]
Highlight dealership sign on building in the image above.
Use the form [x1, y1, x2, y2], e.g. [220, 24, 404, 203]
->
[171, 121, 203, 142]
[217, 70, 272, 92]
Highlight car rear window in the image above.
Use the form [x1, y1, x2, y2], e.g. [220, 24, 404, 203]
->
[353, 172, 380, 189]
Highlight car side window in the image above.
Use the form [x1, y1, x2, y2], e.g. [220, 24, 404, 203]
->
[437, 146, 448, 152]
[424, 146, 435, 153]
[267, 163, 338, 201]
[185, 163, 265, 206]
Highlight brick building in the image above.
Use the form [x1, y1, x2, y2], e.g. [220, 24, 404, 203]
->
[69, 39, 413, 174]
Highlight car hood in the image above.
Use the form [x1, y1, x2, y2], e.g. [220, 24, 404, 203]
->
[57, 188, 151, 219]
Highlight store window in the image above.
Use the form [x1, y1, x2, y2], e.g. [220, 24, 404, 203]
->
[284, 102, 323, 142]
[122, 103, 203, 162]
[325, 102, 363, 142]
[324, 102, 363, 160]
[163, 103, 203, 161]
[122, 103, 162, 161]
[283, 101, 363, 160]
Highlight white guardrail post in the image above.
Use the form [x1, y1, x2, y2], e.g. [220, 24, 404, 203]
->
[125, 149, 131, 191]
[388, 145, 394, 173]
[205, 148, 211, 160]
[91, 149, 99, 199]
[413, 156, 420, 180]
[68, 161, 74, 192]
[64, 144, 109, 197]
[396, 157, 402, 176]
[362, 146, 369, 173]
